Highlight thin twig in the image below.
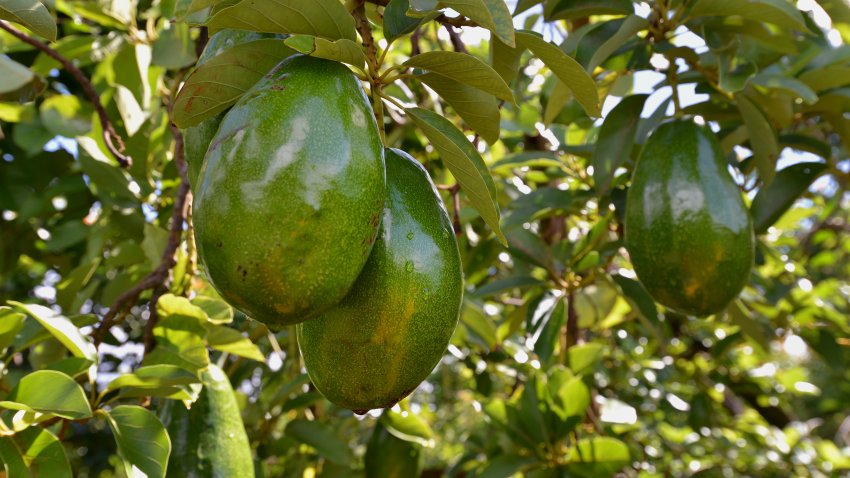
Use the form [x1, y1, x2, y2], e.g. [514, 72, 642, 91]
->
[353, 0, 386, 144]
[0, 20, 132, 167]
[444, 24, 468, 53]
[437, 184, 462, 234]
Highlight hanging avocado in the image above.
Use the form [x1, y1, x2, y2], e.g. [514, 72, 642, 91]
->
[624, 120, 754, 316]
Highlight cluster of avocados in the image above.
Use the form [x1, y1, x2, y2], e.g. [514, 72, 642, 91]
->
[189, 30, 462, 411]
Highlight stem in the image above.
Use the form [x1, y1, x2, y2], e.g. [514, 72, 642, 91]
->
[0, 20, 132, 167]
[353, 0, 386, 144]
[379, 91, 406, 110]
[668, 65, 682, 116]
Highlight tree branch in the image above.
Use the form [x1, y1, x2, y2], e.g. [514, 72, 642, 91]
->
[443, 24, 468, 53]
[353, 0, 386, 144]
[0, 20, 132, 167]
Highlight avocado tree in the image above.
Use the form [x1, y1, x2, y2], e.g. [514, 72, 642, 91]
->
[1, 0, 850, 476]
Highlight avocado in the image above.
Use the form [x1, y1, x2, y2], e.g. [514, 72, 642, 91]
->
[364, 423, 422, 478]
[160, 365, 254, 478]
[183, 30, 287, 190]
[624, 120, 754, 316]
[193, 55, 385, 326]
[297, 148, 462, 413]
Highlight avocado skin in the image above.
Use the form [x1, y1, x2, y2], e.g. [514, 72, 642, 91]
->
[183, 30, 285, 190]
[160, 365, 254, 478]
[297, 148, 462, 412]
[624, 120, 754, 316]
[194, 55, 385, 326]
[364, 424, 422, 478]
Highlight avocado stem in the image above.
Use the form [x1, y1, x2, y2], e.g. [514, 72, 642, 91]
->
[352, 0, 387, 145]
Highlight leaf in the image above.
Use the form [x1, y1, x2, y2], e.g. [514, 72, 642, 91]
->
[751, 161, 827, 234]
[105, 365, 201, 393]
[544, 0, 633, 21]
[157, 294, 208, 321]
[45, 357, 95, 379]
[285, 419, 352, 464]
[152, 22, 197, 69]
[9, 302, 97, 362]
[381, 409, 435, 447]
[0, 306, 26, 350]
[587, 15, 649, 72]
[0, 428, 71, 478]
[0, 370, 91, 420]
[172, 39, 296, 128]
[418, 72, 501, 143]
[735, 92, 780, 184]
[143, 314, 210, 371]
[384, 0, 424, 42]
[726, 300, 771, 353]
[490, 36, 524, 84]
[566, 437, 630, 475]
[205, 323, 266, 361]
[470, 276, 545, 298]
[752, 74, 818, 105]
[284, 35, 365, 68]
[104, 406, 171, 478]
[690, 0, 808, 31]
[406, 107, 505, 244]
[441, 0, 516, 47]
[798, 65, 850, 92]
[478, 455, 536, 478]
[0, 0, 57, 41]
[568, 343, 605, 375]
[190, 295, 234, 324]
[593, 94, 648, 195]
[403, 51, 515, 103]
[461, 303, 499, 350]
[0, 56, 37, 94]
[516, 31, 600, 117]
[206, 0, 356, 41]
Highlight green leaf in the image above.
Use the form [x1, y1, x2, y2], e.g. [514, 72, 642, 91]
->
[285, 419, 352, 464]
[9, 302, 97, 362]
[103, 406, 171, 478]
[479, 455, 536, 478]
[593, 94, 647, 195]
[206, 0, 356, 41]
[0, 0, 57, 41]
[441, 0, 516, 47]
[404, 51, 515, 103]
[190, 295, 234, 324]
[490, 36, 524, 84]
[726, 300, 771, 353]
[471, 276, 545, 298]
[55, 258, 100, 312]
[105, 365, 201, 393]
[568, 342, 605, 375]
[751, 161, 827, 234]
[381, 409, 435, 447]
[45, 357, 95, 379]
[798, 65, 850, 92]
[172, 39, 296, 128]
[0, 56, 37, 95]
[143, 314, 210, 371]
[205, 323, 266, 361]
[516, 31, 600, 117]
[544, 0, 632, 20]
[0, 428, 71, 478]
[0, 306, 26, 350]
[753, 74, 818, 104]
[566, 437, 630, 475]
[284, 35, 365, 69]
[735, 92, 780, 184]
[460, 302, 499, 350]
[384, 0, 424, 42]
[0, 370, 91, 420]
[157, 294, 208, 321]
[587, 15, 649, 72]
[406, 107, 505, 244]
[152, 22, 197, 69]
[418, 72, 501, 143]
[690, 0, 808, 31]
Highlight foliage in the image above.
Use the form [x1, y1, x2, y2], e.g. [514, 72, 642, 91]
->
[1, 0, 850, 476]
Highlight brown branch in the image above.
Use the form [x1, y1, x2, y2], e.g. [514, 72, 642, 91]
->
[92, 123, 190, 346]
[0, 20, 132, 167]
[443, 24, 468, 53]
[353, 0, 386, 143]
[437, 184, 462, 234]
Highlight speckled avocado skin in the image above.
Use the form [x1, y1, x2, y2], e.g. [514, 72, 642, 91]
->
[297, 148, 462, 413]
[193, 55, 385, 326]
[160, 365, 253, 478]
[624, 120, 754, 316]
[183, 30, 283, 190]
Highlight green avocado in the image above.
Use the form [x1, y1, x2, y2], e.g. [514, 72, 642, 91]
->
[194, 55, 385, 326]
[183, 30, 287, 190]
[364, 423, 422, 478]
[624, 120, 754, 316]
[160, 365, 253, 478]
[297, 148, 462, 413]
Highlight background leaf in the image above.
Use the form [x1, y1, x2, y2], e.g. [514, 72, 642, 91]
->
[103, 406, 171, 478]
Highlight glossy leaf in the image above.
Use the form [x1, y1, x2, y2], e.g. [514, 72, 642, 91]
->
[544, 0, 632, 20]
[406, 107, 506, 244]
[566, 436, 630, 474]
[0, 428, 71, 478]
[0, 56, 37, 94]
[284, 35, 366, 69]
[205, 323, 266, 361]
[381, 409, 436, 447]
[0, 306, 25, 350]
[418, 72, 501, 143]
[587, 15, 649, 72]
[103, 406, 171, 478]
[751, 161, 828, 233]
[206, 0, 356, 41]
[735, 92, 780, 184]
[172, 39, 296, 128]
[384, 0, 424, 41]
[9, 302, 97, 362]
[593, 94, 648, 195]
[0, 370, 91, 420]
[516, 31, 600, 116]
[404, 51, 515, 103]
[442, 0, 516, 47]
[285, 419, 352, 464]
[143, 314, 210, 371]
[105, 365, 201, 393]
[0, 0, 57, 41]
[490, 35, 524, 83]
[568, 343, 605, 375]
[690, 0, 808, 30]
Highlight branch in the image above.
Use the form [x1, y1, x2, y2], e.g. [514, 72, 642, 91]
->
[0, 20, 132, 167]
[93, 122, 190, 346]
[353, 0, 386, 144]
[443, 24, 468, 54]
[437, 183, 462, 234]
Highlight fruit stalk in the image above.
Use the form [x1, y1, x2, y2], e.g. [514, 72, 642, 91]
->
[353, 0, 386, 144]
